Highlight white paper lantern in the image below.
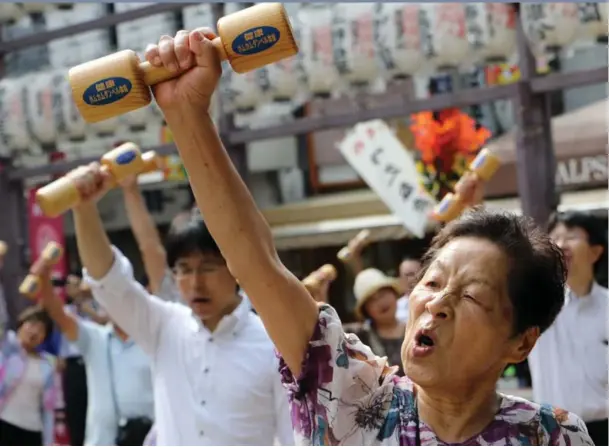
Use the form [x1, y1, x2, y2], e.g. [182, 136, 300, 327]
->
[298, 5, 340, 98]
[374, 3, 425, 79]
[258, 14, 306, 103]
[0, 78, 31, 151]
[577, 3, 609, 40]
[420, 4, 473, 70]
[520, 3, 580, 55]
[89, 116, 120, 137]
[58, 74, 87, 140]
[0, 4, 24, 24]
[221, 67, 264, 113]
[330, 3, 378, 87]
[464, 4, 517, 63]
[26, 73, 64, 146]
[22, 4, 48, 13]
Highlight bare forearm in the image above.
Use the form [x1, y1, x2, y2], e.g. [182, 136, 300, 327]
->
[73, 203, 114, 280]
[122, 186, 167, 290]
[165, 108, 318, 373]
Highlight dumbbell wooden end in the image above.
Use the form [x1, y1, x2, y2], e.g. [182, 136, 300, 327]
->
[432, 193, 464, 223]
[69, 3, 298, 123]
[470, 148, 501, 181]
[36, 177, 83, 218]
[19, 242, 63, 299]
[337, 229, 371, 262]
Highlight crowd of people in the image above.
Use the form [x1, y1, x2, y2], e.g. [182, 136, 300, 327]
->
[0, 28, 606, 446]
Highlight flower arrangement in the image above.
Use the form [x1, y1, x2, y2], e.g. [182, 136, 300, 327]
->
[410, 108, 491, 201]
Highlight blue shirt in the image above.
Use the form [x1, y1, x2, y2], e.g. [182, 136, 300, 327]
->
[75, 319, 154, 445]
[39, 325, 62, 356]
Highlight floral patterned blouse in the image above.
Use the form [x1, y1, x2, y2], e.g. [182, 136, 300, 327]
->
[278, 305, 593, 446]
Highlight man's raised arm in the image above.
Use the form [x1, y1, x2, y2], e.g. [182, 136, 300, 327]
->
[67, 169, 172, 355]
[145, 29, 318, 375]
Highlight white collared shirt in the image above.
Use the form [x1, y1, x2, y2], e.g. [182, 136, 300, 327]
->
[396, 294, 409, 323]
[83, 246, 294, 446]
[528, 282, 608, 422]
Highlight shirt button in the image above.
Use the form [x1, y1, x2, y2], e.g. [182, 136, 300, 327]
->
[201, 400, 206, 406]
[208, 337, 213, 342]
[203, 367, 209, 374]
[199, 430, 204, 436]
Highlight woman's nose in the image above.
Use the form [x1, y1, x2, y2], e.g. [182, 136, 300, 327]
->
[425, 293, 453, 320]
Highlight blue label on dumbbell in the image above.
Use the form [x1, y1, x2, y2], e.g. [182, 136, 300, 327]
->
[471, 152, 487, 170]
[83, 77, 132, 106]
[116, 150, 137, 165]
[232, 26, 281, 56]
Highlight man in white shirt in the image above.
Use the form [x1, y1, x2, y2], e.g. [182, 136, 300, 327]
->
[64, 176, 293, 445]
[529, 211, 608, 445]
[395, 256, 421, 322]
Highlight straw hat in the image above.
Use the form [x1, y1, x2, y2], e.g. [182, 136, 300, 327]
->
[353, 268, 402, 320]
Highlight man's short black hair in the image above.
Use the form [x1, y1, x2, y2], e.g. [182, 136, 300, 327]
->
[421, 208, 566, 336]
[165, 214, 222, 268]
[548, 211, 607, 248]
[401, 254, 421, 264]
[17, 305, 54, 343]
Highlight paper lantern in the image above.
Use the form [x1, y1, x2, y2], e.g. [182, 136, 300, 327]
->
[420, 4, 473, 70]
[298, 4, 341, 98]
[330, 3, 379, 87]
[258, 13, 306, 103]
[465, 4, 517, 63]
[0, 4, 23, 24]
[26, 72, 67, 146]
[520, 3, 580, 54]
[374, 4, 425, 79]
[220, 66, 264, 114]
[0, 78, 32, 152]
[577, 3, 609, 40]
[22, 4, 49, 13]
[56, 74, 87, 140]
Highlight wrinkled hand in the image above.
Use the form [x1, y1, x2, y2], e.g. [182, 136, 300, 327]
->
[144, 28, 222, 114]
[67, 162, 113, 208]
[454, 172, 485, 207]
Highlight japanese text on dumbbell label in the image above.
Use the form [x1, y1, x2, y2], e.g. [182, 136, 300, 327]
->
[232, 26, 281, 56]
[83, 77, 133, 106]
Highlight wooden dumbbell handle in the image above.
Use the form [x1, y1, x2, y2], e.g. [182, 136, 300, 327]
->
[140, 37, 228, 86]
[19, 242, 63, 299]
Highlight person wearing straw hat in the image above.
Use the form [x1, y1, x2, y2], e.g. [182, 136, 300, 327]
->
[344, 268, 406, 376]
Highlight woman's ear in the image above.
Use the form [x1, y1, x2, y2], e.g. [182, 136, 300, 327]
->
[505, 326, 540, 364]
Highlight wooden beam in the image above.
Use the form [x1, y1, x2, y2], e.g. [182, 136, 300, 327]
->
[531, 66, 608, 93]
[228, 83, 519, 144]
[512, 5, 558, 226]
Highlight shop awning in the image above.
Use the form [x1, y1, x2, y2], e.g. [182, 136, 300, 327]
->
[266, 188, 608, 250]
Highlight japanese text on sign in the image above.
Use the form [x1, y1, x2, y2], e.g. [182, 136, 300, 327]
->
[236, 27, 278, 54]
[338, 120, 436, 238]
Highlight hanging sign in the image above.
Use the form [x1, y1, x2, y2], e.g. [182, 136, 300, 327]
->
[338, 120, 436, 238]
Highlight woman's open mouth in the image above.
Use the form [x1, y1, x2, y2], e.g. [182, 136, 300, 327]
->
[412, 328, 436, 358]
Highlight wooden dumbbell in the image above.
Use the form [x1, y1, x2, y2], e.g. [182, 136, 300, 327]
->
[35, 143, 161, 218]
[432, 148, 501, 222]
[337, 230, 371, 263]
[302, 264, 337, 293]
[69, 3, 298, 123]
[19, 242, 63, 299]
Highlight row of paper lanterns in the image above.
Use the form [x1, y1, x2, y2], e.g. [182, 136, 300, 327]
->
[222, 2, 608, 113]
[0, 2, 606, 154]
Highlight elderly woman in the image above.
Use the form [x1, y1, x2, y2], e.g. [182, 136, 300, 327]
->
[124, 33, 592, 446]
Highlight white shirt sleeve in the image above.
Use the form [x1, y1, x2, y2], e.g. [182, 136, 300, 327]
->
[272, 357, 295, 445]
[82, 245, 176, 357]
